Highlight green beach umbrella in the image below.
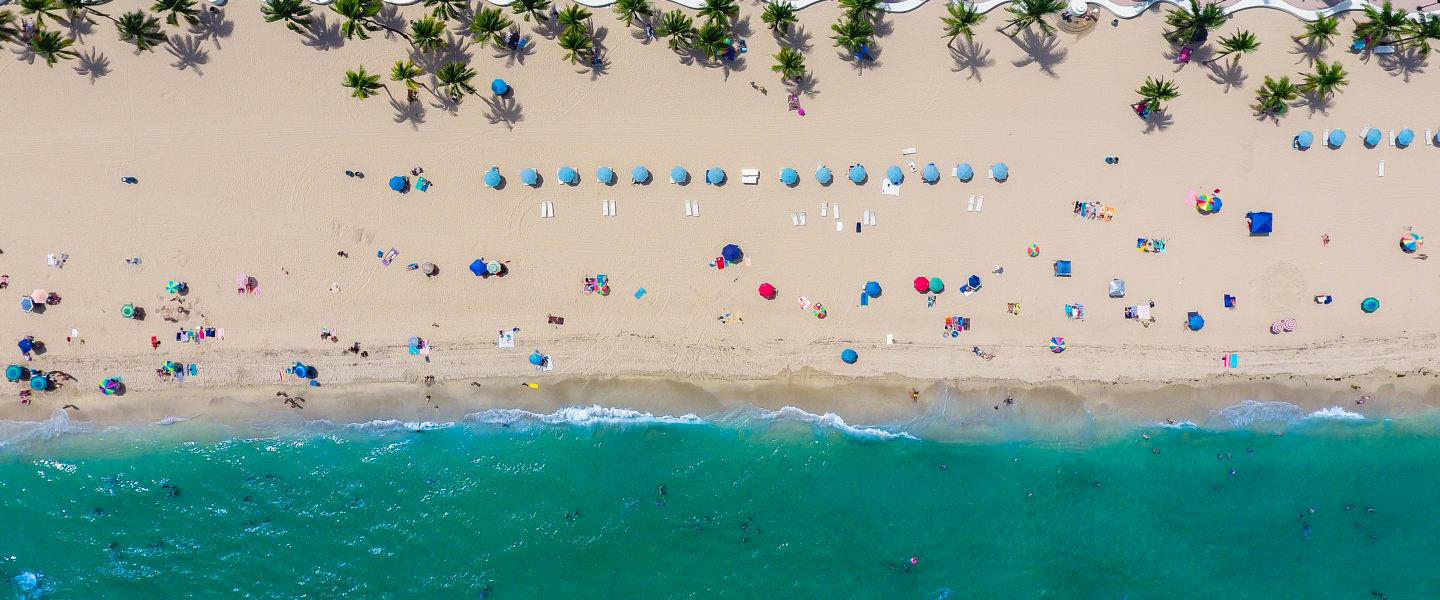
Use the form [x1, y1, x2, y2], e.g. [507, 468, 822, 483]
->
[121, 303, 135, 319]
[1361, 297, 1379, 313]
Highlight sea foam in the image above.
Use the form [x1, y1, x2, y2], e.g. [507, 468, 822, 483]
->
[722, 406, 918, 440]
[463, 405, 705, 427]
[0, 409, 90, 448]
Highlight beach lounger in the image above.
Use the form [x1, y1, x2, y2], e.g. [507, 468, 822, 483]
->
[540, 202, 547, 218]
[547, 201, 555, 218]
[684, 201, 693, 217]
[1378, 160, 1385, 177]
[1322, 129, 1330, 143]
[967, 196, 976, 212]
[901, 147, 917, 155]
[832, 204, 839, 220]
[881, 179, 901, 196]
[820, 202, 828, 217]
[987, 167, 995, 180]
[866, 210, 875, 226]
[886, 334, 894, 345]
[908, 160, 917, 173]
[792, 212, 800, 226]
[974, 196, 983, 212]
[1389, 129, 1397, 146]
[602, 200, 609, 216]
[691, 201, 699, 216]
[798, 212, 806, 226]
[740, 169, 760, 185]
[1373, 45, 1396, 54]
[1427, 129, 1434, 145]
[836, 221, 843, 232]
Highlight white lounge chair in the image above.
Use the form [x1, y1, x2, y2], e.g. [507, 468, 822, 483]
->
[974, 196, 984, 212]
[691, 200, 699, 216]
[1389, 129, 1396, 146]
[1373, 45, 1396, 54]
[1378, 160, 1386, 177]
[791, 212, 799, 226]
[832, 204, 840, 220]
[967, 195, 976, 212]
[1427, 129, 1434, 145]
[835, 221, 843, 232]
[684, 201, 693, 217]
[901, 147, 917, 156]
[798, 212, 806, 226]
[539, 202, 547, 218]
[740, 169, 760, 185]
[820, 202, 828, 217]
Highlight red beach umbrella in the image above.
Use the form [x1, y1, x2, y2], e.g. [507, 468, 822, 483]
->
[913, 277, 930, 293]
[758, 282, 776, 299]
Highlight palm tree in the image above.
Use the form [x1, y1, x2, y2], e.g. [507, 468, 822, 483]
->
[510, 0, 551, 23]
[1, 10, 20, 46]
[1163, 0, 1227, 44]
[261, 0, 312, 34]
[342, 65, 383, 99]
[1000, 0, 1064, 37]
[761, 1, 796, 34]
[469, 7, 511, 48]
[423, 0, 466, 23]
[556, 24, 593, 62]
[410, 16, 447, 51]
[1293, 15, 1338, 49]
[655, 9, 696, 50]
[1206, 29, 1259, 64]
[1136, 76, 1180, 112]
[557, 4, 591, 32]
[838, 0, 883, 22]
[1353, 1, 1406, 46]
[693, 20, 728, 60]
[1399, 13, 1440, 55]
[116, 10, 166, 51]
[150, 0, 197, 27]
[390, 59, 423, 92]
[772, 46, 805, 80]
[1300, 58, 1347, 101]
[613, 0, 653, 28]
[331, 0, 409, 42]
[1252, 74, 1298, 118]
[942, 1, 984, 46]
[29, 29, 75, 65]
[697, 0, 737, 25]
[830, 15, 874, 53]
[435, 60, 477, 99]
[56, 0, 115, 25]
[18, 0, 64, 30]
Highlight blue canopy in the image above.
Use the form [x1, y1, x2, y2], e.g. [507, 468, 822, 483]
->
[596, 166, 616, 184]
[630, 165, 649, 183]
[670, 166, 689, 184]
[993, 163, 1009, 181]
[705, 167, 725, 185]
[1364, 128, 1382, 147]
[483, 166, 501, 188]
[967, 275, 981, 288]
[1294, 130, 1314, 149]
[30, 375, 48, 391]
[557, 166, 578, 185]
[18, 338, 32, 353]
[521, 168, 539, 186]
[816, 166, 833, 185]
[1187, 312, 1205, 331]
[1247, 211, 1273, 235]
[1328, 129, 1346, 147]
[886, 165, 904, 184]
[779, 168, 799, 186]
[955, 163, 974, 181]
[840, 348, 858, 364]
[922, 163, 939, 183]
[848, 165, 867, 184]
[1397, 128, 1415, 147]
[864, 281, 881, 297]
[490, 78, 509, 95]
[469, 259, 487, 276]
[528, 352, 545, 366]
[721, 244, 743, 263]
[388, 176, 407, 192]
[1054, 260, 1072, 277]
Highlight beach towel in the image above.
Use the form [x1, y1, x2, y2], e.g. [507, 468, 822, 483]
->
[498, 331, 515, 348]
[382, 248, 398, 266]
[881, 179, 900, 196]
[634, 288, 647, 299]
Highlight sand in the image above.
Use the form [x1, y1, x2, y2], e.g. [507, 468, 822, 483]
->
[2, 1, 1440, 427]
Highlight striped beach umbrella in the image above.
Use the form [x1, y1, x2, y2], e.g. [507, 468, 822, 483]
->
[1049, 337, 1066, 353]
[1270, 321, 1283, 334]
[1027, 244, 1040, 257]
[1401, 232, 1423, 253]
[1282, 318, 1296, 332]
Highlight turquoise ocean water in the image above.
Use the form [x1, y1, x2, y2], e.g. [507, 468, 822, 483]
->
[3, 402, 1440, 599]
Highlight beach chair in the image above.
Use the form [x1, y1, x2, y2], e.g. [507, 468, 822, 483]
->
[799, 212, 806, 226]
[1378, 160, 1386, 177]
[1389, 129, 1397, 146]
[691, 200, 699, 216]
[1373, 45, 1396, 55]
[974, 196, 984, 212]
[740, 169, 760, 185]
[901, 148, 917, 156]
[683, 201, 693, 217]
[967, 196, 977, 212]
[1427, 129, 1434, 146]
[791, 212, 800, 226]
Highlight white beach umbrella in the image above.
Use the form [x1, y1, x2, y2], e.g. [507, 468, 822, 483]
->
[1067, 0, 1088, 16]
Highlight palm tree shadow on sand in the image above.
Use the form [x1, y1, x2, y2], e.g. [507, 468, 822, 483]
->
[949, 39, 993, 81]
[493, 32, 536, 67]
[63, 17, 95, 44]
[391, 97, 426, 128]
[1379, 48, 1427, 82]
[787, 72, 820, 98]
[1205, 59, 1246, 92]
[411, 34, 474, 73]
[778, 24, 812, 52]
[1010, 30, 1066, 78]
[189, 8, 235, 49]
[73, 46, 111, 83]
[1300, 90, 1334, 116]
[482, 94, 524, 130]
[302, 15, 345, 51]
[1162, 43, 1209, 73]
[10, 43, 36, 65]
[1289, 39, 1325, 67]
[1142, 109, 1174, 134]
[166, 35, 209, 75]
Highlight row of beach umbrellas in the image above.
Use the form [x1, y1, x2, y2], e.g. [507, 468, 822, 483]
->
[1294, 128, 1431, 150]
[479, 163, 1008, 189]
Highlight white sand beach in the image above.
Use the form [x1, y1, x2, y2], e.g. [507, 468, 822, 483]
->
[3, 0, 1440, 425]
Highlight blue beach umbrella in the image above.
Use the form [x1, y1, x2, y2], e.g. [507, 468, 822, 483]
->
[816, 165, 833, 185]
[5, 365, 24, 382]
[848, 165, 867, 184]
[968, 275, 981, 289]
[630, 165, 649, 183]
[779, 168, 799, 186]
[596, 166, 616, 184]
[1328, 129, 1346, 147]
[1294, 130, 1314, 149]
[388, 176, 407, 192]
[529, 352, 545, 366]
[521, 168, 539, 186]
[18, 338, 32, 354]
[955, 163, 974, 181]
[993, 163, 1010, 181]
[1364, 128, 1382, 147]
[1361, 297, 1380, 313]
[670, 166, 689, 184]
[1397, 128, 1415, 147]
[721, 244, 743, 263]
[706, 167, 725, 185]
[1187, 312, 1205, 331]
[490, 78, 509, 95]
[557, 166, 578, 185]
[469, 259, 486, 276]
[864, 281, 881, 297]
[886, 165, 904, 184]
[19, 297, 34, 313]
[922, 163, 939, 183]
[483, 166, 501, 188]
[841, 348, 858, 364]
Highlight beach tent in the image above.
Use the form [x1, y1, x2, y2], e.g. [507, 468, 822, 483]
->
[841, 348, 858, 364]
[992, 163, 1010, 181]
[1247, 212, 1273, 235]
[955, 163, 974, 181]
[483, 166, 501, 188]
[1054, 260, 1072, 277]
[490, 78, 509, 95]
[849, 165, 867, 184]
[595, 166, 616, 184]
[928, 277, 945, 293]
[557, 166, 578, 185]
[913, 277, 930, 293]
[629, 165, 649, 184]
[388, 176, 408, 192]
[1294, 130, 1313, 149]
[722, 244, 743, 263]
[670, 166, 690, 184]
[705, 167, 725, 185]
[1328, 129, 1346, 148]
[816, 166, 833, 185]
[1364, 128, 1382, 147]
[865, 281, 881, 297]
[1109, 279, 1126, 298]
[521, 168, 539, 186]
[1361, 297, 1380, 313]
[1401, 232, 1423, 253]
[1397, 128, 1415, 147]
[758, 282, 776, 299]
[886, 165, 904, 184]
[469, 259, 487, 276]
[1187, 312, 1205, 331]
[779, 168, 799, 186]
[922, 163, 940, 183]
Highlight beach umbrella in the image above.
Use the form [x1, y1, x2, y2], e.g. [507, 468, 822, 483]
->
[1328, 129, 1346, 147]
[1401, 232, 1423, 253]
[486, 260, 502, 274]
[955, 163, 974, 181]
[235, 273, 252, 289]
[19, 297, 33, 313]
[1434, 131, 1440, 146]
[1397, 128, 1415, 147]
[721, 244, 743, 263]
[557, 166, 578, 185]
[993, 163, 1010, 181]
[886, 165, 904, 184]
[595, 166, 616, 184]
[1049, 337, 1066, 353]
[922, 163, 940, 183]
[865, 281, 881, 297]
[521, 168, 539, 186]
[913, 277, 930, 293]
[816, 166, 833, 185]
[490, 78, 509, 95]
[1295, 130, 1314, 149]
[758, 282, 776, 299]
[779, 168, 799, 186]
[848, 165, 867, 184]
[121, 303, 135, 318]
[928, 277, 945, 293]
[1196, 194, 1222, 214]
[1027, 244, 1040, 257]
[841, 348, 858, 364]
[100, 377, 122, 395]
[1187, 312, 1205, 331]
[1282, 318, 1296, 332]
[670, 166, 689, 184]
[968, 275, 981, 289]
[1067, 0, 1088, 16]
[529, 352, 545, 366]
[421, 262, 437, 276]
[1365, 128, 1382, 147]
[30, 289, 48, 303]
[629, 165, 649, 184]
[1361, 297, 1380, 313]
[30, 375, 48, 391]
[483, 166, 501, 188]
[1247, 211, 1273, 235]
[469, 259, 486, 276]
[388, 176, 407, 192]
[706, 166, 725, 185]
[5, 365, 24, 382]
[18, 338, 33, 354]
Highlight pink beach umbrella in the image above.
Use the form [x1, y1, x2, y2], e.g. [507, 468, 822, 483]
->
[29, 289, 48, 303]
[235, 274, 252, 289]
